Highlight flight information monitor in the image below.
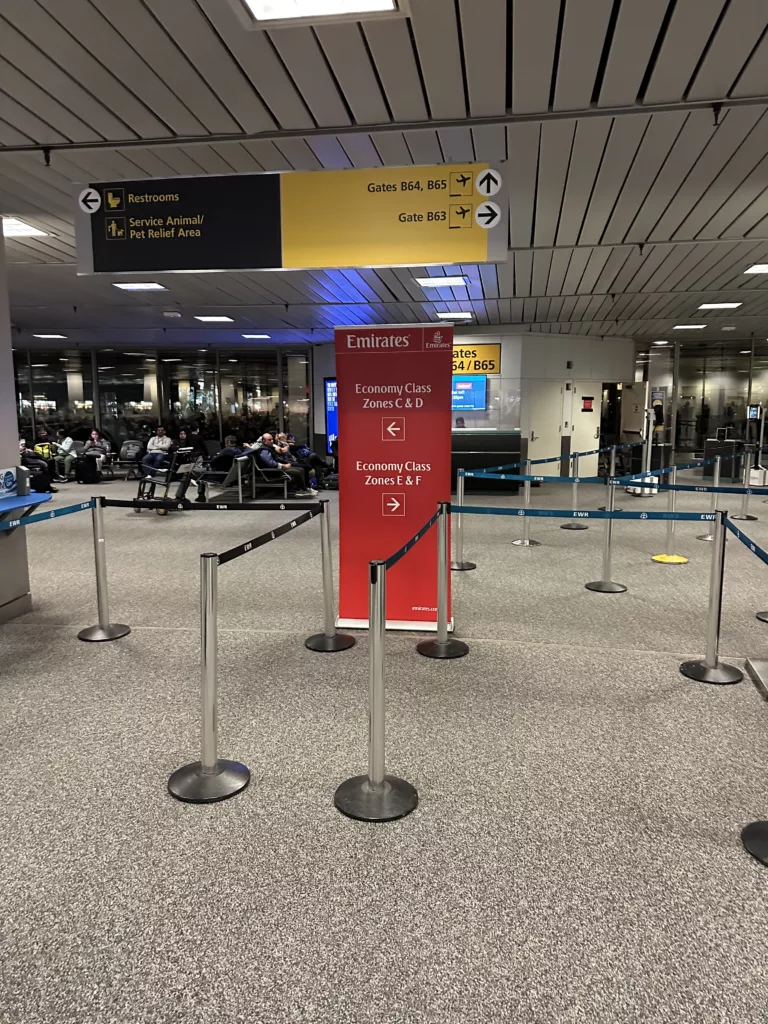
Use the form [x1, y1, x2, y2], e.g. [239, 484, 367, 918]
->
[452, 375, 488, 411]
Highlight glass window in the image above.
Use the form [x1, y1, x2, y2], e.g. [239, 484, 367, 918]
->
[98, 349, 160, 445]
[26, 350, 94, 441]
[283, 350, 311, 444]
[157, 350, 219, 437]
[13, 350, 33, 441]
[219, 350, 280, 442]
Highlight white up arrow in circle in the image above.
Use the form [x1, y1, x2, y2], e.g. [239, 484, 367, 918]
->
[387, 497, 401, 512]
[386, 421, 401, 437]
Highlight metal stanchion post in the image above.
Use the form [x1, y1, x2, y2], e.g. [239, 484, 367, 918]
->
[168, 553, 251, 802]
[237, 457, 244, 503]
[680, 511, 743, 685]
[512, 460, 541, 547]
[334, 560, 418, 822]
[451, 470, 476, 571]
[731, 444, 757, 521]
[561, 452, 588, 530]
[418, 504, 469, 660]
[306, 501, 356, 652]
[586, 481, 626, 594]
[698, 455, 720, 542]
[598, 445, 622, 511]
[651, 467, 688, 565]
[78, 500, 131, 642]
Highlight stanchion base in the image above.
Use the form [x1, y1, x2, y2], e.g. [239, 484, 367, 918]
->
[585, 580, 627, 594]
[731, 514, 758, 521]
[697, 533, 714, 542]
[78, 623, 131, 642]
[416, 637, 469, 659]
[757, 611, 768, 623]
[334, 774, 418, 822]
[679, 659, 743, 685]
[305, 632, 356, 653]
[511, 538, 541, 547]
[741, 821, 768, 866]
[651, 553, 689, 564]
[168, 759, 250, 803]
[451, 560, 477, 571]
[560, 522, 588, 531]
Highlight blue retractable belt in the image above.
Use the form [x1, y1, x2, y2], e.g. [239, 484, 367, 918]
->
[726, 519, 768, 568]
[0, 499, 94, 533]
[450, 505, 716, 522]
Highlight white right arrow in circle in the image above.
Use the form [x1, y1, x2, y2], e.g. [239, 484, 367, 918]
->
[475, 201, 501, 229]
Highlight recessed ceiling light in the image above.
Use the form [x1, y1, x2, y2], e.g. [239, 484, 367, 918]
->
[744, 265, 768, 274]
[100, 366, 115, 370]
[741, 350, 751, 354]
[698, 302, 742, 309]
[229, 359, 238, 363]
[33, 334, 67, 339]
[243, 1, 397, 21]
[437, 311, 474, 320]
[415, 276, 469, 288]
[722, 326, 736, 331]
[2, 217, 48, 237]
[123, 352, 147, 356]
[199, 348, 207, 352]
[653, 340, 668, 345]
[112, 282, 166, 291]
[242, 334, 271, 339]
[195, 315, 234, 322]
[58, 358, 68, 361]
[161, 358, 181, 363]
[673, 324, 707, 330]
[30, 363, 48, 367]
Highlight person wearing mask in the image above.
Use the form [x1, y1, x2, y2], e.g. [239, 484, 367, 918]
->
[83, 429, 112, 472]
[52, 428, 75, 480]
[141, 425, 173, 476]
[256, 433, 315, 496]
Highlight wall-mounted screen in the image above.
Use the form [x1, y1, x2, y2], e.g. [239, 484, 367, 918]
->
[324, 377, 338, 454]
[452, 375, 487, 411]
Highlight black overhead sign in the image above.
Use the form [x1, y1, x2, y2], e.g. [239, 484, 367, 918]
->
[80, 175, 282, 274]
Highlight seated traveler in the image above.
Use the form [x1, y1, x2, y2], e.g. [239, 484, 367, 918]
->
[257, 433, 315, 496]
[178, 425, 207, 461]
[281, 433, 329, 488]
[83, 429, 112, 471]
[141, 426, 173, 476]
[52, 428, 75, 480]
[194, 435, 248, 501]
[20, 439, 57, 493]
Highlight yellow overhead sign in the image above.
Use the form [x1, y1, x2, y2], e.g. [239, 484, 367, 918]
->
[452, 343, 501, 375]
[280, 163, 505, 270]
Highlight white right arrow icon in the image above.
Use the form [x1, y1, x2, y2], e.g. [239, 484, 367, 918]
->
[387, 497, 401, 512]
[386, 422, 401, 437]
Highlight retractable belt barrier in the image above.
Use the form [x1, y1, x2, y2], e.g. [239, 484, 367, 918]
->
[464, 471, 605, 484]
[659, 483, 768, 495]
[451, 505, 716, 522]
[102, 497, 319, 513]
[170, 498, 355, 806]
[726, 518, 768, 568]
[0, 498, 94, 533]
[472, 441, 645, 478]
[383, 508, 441, 571]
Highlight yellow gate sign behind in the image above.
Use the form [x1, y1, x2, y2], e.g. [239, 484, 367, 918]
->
[452, 343, 501, 375]
[281, 163, 506, 269]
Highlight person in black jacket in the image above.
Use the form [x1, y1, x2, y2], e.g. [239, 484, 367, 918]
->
[177, 425, 207, 461]
[193, 436, 248, 501]
[256, 434, 314, 496]
[20, 440, 57, 493]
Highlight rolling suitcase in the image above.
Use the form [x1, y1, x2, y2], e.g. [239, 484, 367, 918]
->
[75, 456, 102, 485]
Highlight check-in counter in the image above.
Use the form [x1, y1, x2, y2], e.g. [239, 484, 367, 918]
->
[451, 429, 522, 493]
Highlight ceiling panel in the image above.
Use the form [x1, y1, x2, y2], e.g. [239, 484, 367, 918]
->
[511, 0, 561, 115]
[268, 26, 351, 128]
[363, 17, 428, 123]
[687, 0, 768, 102]
[556, 118, 612, 246]
[315, 22, 390, 126]
[507, 122, 540, 248]
[534, 120, 576, 246]
[370, 131, 412, 167]
[0, 57, 102, 144]
[408, 0, 466, 120]
[598, 0, 670, 108]
[553, 0, 613, 113]
[458, 0, 507, 117]
[642, 0, 727, 106]
[580, 116, 650, 246]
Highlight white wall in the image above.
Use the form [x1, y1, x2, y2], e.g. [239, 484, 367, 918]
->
[312, 342, 336, 437]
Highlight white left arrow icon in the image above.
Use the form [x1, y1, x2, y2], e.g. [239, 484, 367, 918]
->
[386, 422, 401, 437]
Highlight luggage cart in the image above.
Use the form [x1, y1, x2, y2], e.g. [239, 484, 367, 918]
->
[134, 447, 197, 515]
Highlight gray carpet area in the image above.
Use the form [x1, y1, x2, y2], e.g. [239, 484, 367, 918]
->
[2, 475, 768, 1023]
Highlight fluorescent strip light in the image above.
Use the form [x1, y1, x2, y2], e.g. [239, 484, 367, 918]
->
[242, 334, 271, 339]
[673, 324, 707, 330]
[698, 302, 742, 309]
[2, 217, 48, 237]
[653, 340, 668, 345]
[415, 276, 469, 288]
[744, 265, 768, 274]
[123, 352, 147, 356]
[113, 282, 166, 292]
[741, 350, 751, 354]
[161, 358, 181, 362]
[722, 326, 736, 331]
[244, 1, 396, 21]
[436, 311, 474, 320]
[33, 334, 67, 339]
[195, 315, 234, 322]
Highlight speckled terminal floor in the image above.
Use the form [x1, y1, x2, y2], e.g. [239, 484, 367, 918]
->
[2, 475, 768, 1023]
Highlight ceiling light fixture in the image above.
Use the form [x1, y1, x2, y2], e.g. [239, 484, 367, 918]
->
[161, 358, 181, 363]
[415, 276, 469, 288]
[653, 340, 668, 346]
[123, 352, 147, 357]
[243, 1, 397, 21]
[741, 350, 752, 354]
[722, 326, 736, 331]
[744, 265, 768, 274]
[242, 334, 271, 339]
[195, 315, 234, 322]
[33, 334, 67, 339]
[673, 324, 707, 330]
[436, 311, 474, 320]
[113, 282, 166, 292]
[2, 217, 48, 237]
[698, 302, 742, 309]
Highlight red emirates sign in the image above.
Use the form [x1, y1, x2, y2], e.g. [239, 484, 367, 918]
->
[335, 324, 454, 629]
